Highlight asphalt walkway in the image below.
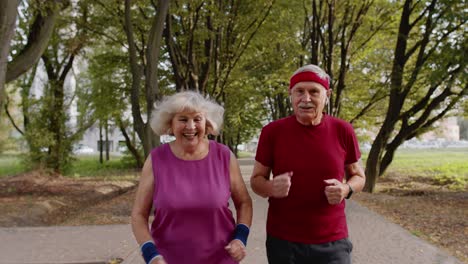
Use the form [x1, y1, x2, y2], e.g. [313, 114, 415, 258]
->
[0, 162, 463, 264]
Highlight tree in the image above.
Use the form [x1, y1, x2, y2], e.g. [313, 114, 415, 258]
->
[1, 0, 67, 111]
[304, 0, 392, 117]
[164, 0, 273, 97]
[365, 0, 467, 192]
[0, 0, 20, 111]
[164, 0, 274, 152]
[16, 1, 93, 173]
[124, 0, 169, 157]
[82, 48, 144, 167]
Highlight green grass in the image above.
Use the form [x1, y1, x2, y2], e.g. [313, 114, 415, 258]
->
[0, 154, 138, 179]
[237, 151, 254, 158]
[2, 148, 467, 185]
[0, 154, 29, 178]
[384, 148, 467, 177]
[64, 155, 139, 179]
[362, 147, 468, 189]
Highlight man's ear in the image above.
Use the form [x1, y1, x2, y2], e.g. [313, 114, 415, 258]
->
[326, 89, 332, 98]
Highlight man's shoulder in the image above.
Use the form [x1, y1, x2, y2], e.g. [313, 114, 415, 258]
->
[326, 115, 353, 129]
[263, 115, 294, 130]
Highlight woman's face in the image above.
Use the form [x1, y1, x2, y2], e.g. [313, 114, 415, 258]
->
[171, 111, 207, 147]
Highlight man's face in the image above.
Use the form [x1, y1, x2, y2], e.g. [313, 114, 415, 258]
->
[290, 81, 330, 125]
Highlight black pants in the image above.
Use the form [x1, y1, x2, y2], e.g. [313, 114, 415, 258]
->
[266, 235, 353, 264]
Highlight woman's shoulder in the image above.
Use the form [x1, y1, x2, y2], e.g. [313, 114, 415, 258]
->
[150, 142, 170, 156]
[210, 140, 230, 152]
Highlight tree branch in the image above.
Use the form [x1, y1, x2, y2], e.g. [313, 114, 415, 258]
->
[4, 95, 24, 135]
[6, 0, 69, 83]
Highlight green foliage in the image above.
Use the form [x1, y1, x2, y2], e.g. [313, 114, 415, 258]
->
[0, 121, 18, 154]
[22, 84, 76, 173]
[222, 71, 266, 152]
[4, 0, 466, 177]
[237, 0, 303, 122]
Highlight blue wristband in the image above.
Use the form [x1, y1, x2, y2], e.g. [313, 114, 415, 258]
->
[233, 224, 250, 246]
[141, 241, 160, 264]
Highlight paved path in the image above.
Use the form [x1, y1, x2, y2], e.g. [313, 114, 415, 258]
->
[0, 162, 463, 264]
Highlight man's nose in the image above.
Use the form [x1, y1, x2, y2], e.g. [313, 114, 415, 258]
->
[303, 92, 312, 101]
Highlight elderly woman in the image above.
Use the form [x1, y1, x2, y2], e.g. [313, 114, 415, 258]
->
[131, 91, 253, 264]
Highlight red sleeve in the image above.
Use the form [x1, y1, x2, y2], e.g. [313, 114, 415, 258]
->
[344, 123, 361, 165]
[255, 125, 273, 168]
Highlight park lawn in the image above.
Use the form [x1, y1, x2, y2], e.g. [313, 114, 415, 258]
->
[1, 148, 467, 182]
[0, 154, 29, 177]
[386, 148, 468, 176]
[64, 155, 139, 180]
[0, 154, 138, 179]
[360, 148, 468, 185]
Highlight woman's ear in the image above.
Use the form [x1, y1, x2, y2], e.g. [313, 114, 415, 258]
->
[205, 124, 213, 136]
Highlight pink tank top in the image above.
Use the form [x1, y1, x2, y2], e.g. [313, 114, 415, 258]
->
[150, 140, 237, 264]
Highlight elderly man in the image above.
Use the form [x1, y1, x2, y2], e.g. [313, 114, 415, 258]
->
[251, 64, 365, 264]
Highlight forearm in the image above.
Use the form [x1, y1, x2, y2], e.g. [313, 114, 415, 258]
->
[250, 176, 273, 198]
[131, 213, 153, 245]
[345, 160, 366, 193]
[347, 175, 365, 193]
[235, 199, 253, 226]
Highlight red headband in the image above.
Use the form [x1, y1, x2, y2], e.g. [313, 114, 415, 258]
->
[289, 71, 329, 90]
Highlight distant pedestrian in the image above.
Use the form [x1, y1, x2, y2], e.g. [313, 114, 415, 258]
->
[251, 64, 366, 264]
[132, 91, 252, 264]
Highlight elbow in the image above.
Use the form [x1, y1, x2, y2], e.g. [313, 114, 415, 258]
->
[250, 178, 260, 196]
[130, 210, 139, 228]
[131, 208, 148, 227]
[250, 176, 270, 198]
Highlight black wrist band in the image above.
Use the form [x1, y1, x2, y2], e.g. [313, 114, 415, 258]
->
[345, 183, 354, 199]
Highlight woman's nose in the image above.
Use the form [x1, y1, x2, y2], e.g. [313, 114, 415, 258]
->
[186, 119, 195, 128]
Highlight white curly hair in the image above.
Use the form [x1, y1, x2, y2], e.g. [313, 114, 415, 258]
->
[150, 91, 224, 136]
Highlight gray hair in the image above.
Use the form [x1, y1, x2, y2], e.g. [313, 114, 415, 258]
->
[292, 64, 330, 82]
[150, 91, 224, 136]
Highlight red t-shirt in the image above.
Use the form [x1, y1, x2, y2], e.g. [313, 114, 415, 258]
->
[255, 114, 361, 244]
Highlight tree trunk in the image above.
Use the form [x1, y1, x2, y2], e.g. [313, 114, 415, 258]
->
[0, 0, 19, 111]
[48, 80, 66, 173]
[125, 0, 168, 158]
[6, 0, 65, 83]
[118, 119, 143, 168]
[99, 121, 103, 164]
[105, 119, 109, 161]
